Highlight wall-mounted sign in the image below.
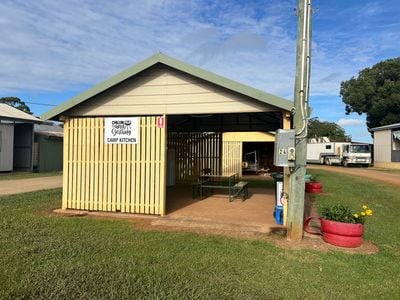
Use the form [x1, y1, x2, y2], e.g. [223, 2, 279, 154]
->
[104, 117, 139, 144]
[157, 116, 164, 128]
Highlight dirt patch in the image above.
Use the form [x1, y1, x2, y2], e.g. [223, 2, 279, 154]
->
[52, 208, 379, 254]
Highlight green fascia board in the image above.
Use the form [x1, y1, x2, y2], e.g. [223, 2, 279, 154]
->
[42, 52, 293, 120]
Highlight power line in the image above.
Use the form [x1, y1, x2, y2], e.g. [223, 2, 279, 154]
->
[25, 101, 57, 107]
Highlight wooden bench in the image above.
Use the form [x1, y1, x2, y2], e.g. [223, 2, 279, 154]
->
[230, 181, 249, 202]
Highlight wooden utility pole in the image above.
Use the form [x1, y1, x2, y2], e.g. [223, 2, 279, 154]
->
[287, 0, 312, 240]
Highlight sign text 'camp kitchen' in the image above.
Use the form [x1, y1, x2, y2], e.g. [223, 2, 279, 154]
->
[104, 117, 139, 144]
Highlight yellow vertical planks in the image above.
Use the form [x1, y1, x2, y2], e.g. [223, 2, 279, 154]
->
[135, 124, 141, 214]
[111, 143, 117, 212]
[98, 118, 104, 211]
[154, 119, 161, 215]
[129, 136, 137, 213]
[121, 143, 127, 213]
[62, 118, 69, 209]
[159, 114, 166, 216]
[125, 139, 131, 213]
[145, 117, 151, 214]
[76, 118, 83, 210]
[149, 116, 155, 214]
[93, 118, 99, 211]
[89, 118, 95, 211]
[116, 143, 122, 212]
[85, 118, 90, 210]
[139, 117, 145, 213]
[107, 139, 112, 211]
[221, 141, 242, 176]
[166, 132, 222, 182]
[62, 116, 165, 215]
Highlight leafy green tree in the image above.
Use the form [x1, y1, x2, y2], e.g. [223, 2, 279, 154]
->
[0, 97, 32, 114]
[307, 117, 350, 141]
[340, 57, 400, 130]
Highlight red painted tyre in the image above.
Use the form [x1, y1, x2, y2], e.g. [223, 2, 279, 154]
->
[321, 219, 364, 248]
[305, 182, 323, 193]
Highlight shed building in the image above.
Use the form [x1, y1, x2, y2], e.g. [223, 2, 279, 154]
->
[33, 123, 64, 172]
[371, 123, 400, 169]
[42, 53, 292, 216]
[0, 104, 42, 172]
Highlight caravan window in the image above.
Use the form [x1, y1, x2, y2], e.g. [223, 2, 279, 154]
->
[325, 145, 332, 150]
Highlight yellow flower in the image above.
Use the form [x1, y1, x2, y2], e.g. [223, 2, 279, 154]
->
[361, 212, 366, 216]
[363, 205, 368, 210]
[353, 214, 359, 218]
[366, 209, 373, 216]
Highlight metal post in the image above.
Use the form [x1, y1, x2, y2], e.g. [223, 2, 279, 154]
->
[287, 0, 312, 241]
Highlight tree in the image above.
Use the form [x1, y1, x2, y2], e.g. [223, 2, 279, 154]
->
[307, 117, 350, 141]
[0, 97, 32, 114]
[340, 57, 400, 130]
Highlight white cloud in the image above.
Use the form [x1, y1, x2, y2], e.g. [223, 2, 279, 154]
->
[337, 118, 364, 127]
[0, 0, 297, 97]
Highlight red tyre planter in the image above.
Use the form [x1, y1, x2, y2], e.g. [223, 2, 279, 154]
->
[304, 217, 364, 248]
[305, 182, 323, 193]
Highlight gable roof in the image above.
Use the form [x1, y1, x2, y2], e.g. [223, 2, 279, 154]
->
[42, 53, 292, 120]
[0, 103, 41, 123]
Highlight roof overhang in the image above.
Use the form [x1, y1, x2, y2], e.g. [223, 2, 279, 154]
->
[0, 104, 42, 123]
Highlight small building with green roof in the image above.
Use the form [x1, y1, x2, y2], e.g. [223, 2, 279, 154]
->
[43, 53, 293, 218]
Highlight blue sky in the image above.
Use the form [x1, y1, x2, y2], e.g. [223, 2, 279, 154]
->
[1, 0, 399, 142]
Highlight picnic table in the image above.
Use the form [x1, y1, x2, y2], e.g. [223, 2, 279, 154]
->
[192, 173, 248, 201]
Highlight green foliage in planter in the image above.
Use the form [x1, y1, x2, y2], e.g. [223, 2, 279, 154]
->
[321, 204, 361, 224]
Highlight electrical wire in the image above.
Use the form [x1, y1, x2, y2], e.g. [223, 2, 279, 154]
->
[25, 101, 57, 107]
[295, 0, 312, 139]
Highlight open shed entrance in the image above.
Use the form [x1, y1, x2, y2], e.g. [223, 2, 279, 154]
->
[242, 142, 276, 175]
[164, 112, 281, 230]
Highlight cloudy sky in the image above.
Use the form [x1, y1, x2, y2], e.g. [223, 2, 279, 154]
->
[1, 0, 399, 142]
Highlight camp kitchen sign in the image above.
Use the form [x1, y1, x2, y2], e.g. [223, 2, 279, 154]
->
[104, 117, 139, 144]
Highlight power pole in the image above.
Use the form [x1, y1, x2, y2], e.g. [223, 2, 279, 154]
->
[287, 0, 312, 241]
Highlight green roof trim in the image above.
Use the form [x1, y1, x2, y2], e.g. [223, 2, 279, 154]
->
[42, 53, 293, 120]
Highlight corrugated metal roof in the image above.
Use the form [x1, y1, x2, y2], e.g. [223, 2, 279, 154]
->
[370, 122, 400, 132]
[0, 103, 41, 123]
[42, 53, 293, 121]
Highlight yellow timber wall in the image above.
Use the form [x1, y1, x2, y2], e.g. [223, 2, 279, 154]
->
[62, 116, 166, 215]
[168, 133, 221, 182]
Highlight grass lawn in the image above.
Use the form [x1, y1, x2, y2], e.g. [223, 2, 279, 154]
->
[1, 170, 399, 299]
[0, 171, 62, 181]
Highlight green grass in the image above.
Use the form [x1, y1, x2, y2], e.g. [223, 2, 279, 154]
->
[1, 170, 400, 299]
[0, 171, 62, 180]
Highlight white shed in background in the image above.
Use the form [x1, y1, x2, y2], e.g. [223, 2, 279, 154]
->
[371, 122, 400, 169]
[0, 104, 41, 172]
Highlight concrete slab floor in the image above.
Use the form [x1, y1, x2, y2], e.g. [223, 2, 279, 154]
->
[161, 185, 281, 233]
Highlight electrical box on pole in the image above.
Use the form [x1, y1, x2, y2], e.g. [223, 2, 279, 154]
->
[274, 129, 296, 167]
